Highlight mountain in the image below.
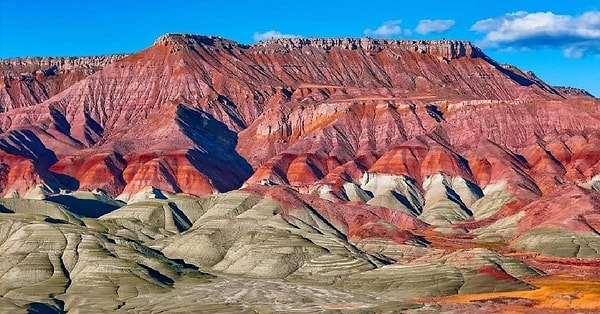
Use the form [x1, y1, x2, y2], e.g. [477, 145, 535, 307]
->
[0, 34, 599, 312]
[1, 34, 595, 198]
[0, 55, 126, 111]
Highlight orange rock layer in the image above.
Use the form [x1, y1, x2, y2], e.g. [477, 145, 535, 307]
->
[0, 34, 597, 236]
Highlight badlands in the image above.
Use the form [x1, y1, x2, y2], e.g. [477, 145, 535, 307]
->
[0, 34, 599, 312]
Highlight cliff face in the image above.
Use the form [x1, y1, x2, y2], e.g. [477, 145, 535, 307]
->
[2, 35, 600, 311]
[553, 86, 596, 98]
[0, 33, 597, 211]
[0, 55, 127, 73]
[0, 55, 126, 112]
[253, 37, 480, 59]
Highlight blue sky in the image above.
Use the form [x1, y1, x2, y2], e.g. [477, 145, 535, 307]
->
[1, 0, 599, 96]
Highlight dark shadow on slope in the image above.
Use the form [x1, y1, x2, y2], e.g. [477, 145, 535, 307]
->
[46, 195, 120, 218]
[49, 107, 72, 137]
[425, 104, 444, 122]
[84, 111, 104, 136]
[390, 190, 421, 216]
[79, 152, 127, 196]
[44, 217, 68, 224]
[176, 105, 253, 192]
[157, 161, 183, 193]
[513, 153, 532, 169]
[82, 112, 105, 146]
[216, 94, 247, 129]
[137, 263, 175, 286]
[445, 186, 474, 217]
[477, 52, 559, 94]
[0, 129, 58, 167]
[465, 179, 484, 199]
[455, 153, 476, 178]
[51, 173, 80, 191]
[307, 157, 325, 179]
[167, 202, 193, 232]
[495, 65, 534, 87]
[0, 204, 13, 213]
[0, 129, 80, 191]
[475, 52, 535, 87]
[171, 258, 200, 271]
[48, 107, 84, 146]
[26, 302, 64, 314]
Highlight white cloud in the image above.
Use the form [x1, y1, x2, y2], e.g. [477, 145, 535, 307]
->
[415, 19, 456, 35]
[253, 30, 301, 42]
[471, 11, 600, 58]
[563, 46, 587, 59]
[364, 20, 405, 38]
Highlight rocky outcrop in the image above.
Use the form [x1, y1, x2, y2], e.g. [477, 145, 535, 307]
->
[0, 33, 563, 199]
[253, 37, 481, 59]
[554, 86, 596, 98]
[0, 55, 127, 74]
[2, 32, 600, 312]
[0, 35, 597, 253]
[0, 55, 126, 112]
[0, 34, 598, 233]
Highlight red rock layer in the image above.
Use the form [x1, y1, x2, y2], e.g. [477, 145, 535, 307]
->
[0, 34, 598, 206]
[515, 185, 600, 233]
[49, 152, 126, 196]
[0, 55, 125, 112]
[247, 185, 428, 245]
[118, 151, 216, 198]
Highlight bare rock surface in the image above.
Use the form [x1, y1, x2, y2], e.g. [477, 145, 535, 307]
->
[0, 33, 600, 312]
[0, 55, 126, 112]
[2, 33, 597, 202]
[0, 208, 211, 312]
